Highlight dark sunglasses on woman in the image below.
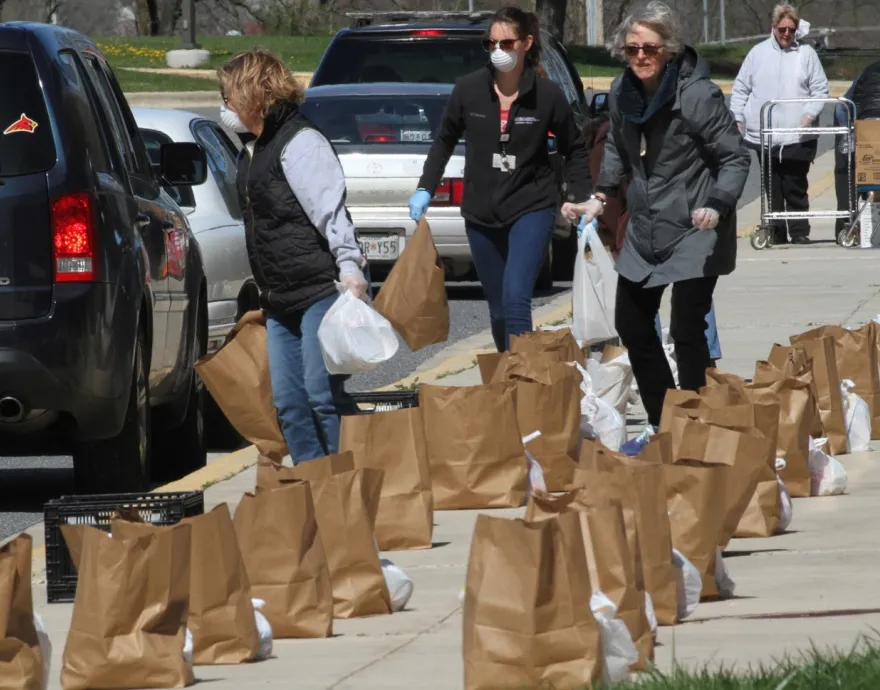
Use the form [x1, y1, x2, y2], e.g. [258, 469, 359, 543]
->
[624, 44, 663, 57]
[482, 38, 519, 52]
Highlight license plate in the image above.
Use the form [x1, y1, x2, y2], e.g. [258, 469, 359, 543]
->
[358, 234, 404, 260]
[401, 129, 432, 143]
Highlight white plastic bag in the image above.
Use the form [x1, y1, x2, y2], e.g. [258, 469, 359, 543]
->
[572, 219, 617, 345]
[34, 613, 51, 690]
[576, 362, 627, 451]
[775, 458, 793, 534]
[585, 350, 633, 416]
[522, 431, 548, 496]
[251, 598, 274, 661]
[318, 290, 399, 374]
[661, 327, 680, 387]
[643, 592, 658, 637]
[183, 627, 194, 668]
[808, 437, 848, 496]
[380, 559, 415, 612]
[590, 591, 639, 685]
[714, 547, 735, 599]
[672, 548, 701, 620]
[841, 379, 872, 453]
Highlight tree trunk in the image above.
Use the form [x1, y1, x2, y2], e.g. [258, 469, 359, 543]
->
[158, 0, 181, 35]
[536, 0, 567, 41]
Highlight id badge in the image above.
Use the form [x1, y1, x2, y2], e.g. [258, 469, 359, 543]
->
[492, 153, 516, 172]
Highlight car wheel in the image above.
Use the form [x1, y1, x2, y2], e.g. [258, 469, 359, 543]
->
[552, 228, 578, 282]
[73, 328, 151, 494]
[535, 244, 554, 292]
[152, 303, 208, 483]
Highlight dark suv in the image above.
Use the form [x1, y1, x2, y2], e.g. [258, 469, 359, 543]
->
[0, 23, 210, 493]
[310, 11, 591, 282]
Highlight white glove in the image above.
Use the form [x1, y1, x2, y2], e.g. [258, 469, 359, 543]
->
[562, 198, 604, 223]
[799, 114, 815, 128]
[736, 121, 745, 135]
[340, 268, 368, 300]
[692, 208, 720, 230]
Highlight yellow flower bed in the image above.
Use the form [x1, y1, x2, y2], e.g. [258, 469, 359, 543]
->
[97, 42, 167, 63]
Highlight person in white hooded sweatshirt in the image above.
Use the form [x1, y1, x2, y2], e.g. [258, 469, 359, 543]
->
[730, 3, 829, 245]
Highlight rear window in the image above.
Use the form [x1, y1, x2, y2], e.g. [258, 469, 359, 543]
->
[300, 94, 455, 145]
[0, 51, 56, 176]
[311, 35, 488, 86]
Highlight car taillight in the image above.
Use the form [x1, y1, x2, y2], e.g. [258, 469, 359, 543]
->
[411, 29, 445, 37]
[364, 134, 397, 143]
[433, 178, 463, 206]
[450, 179, 464, 206]
[52, 192, 96, 282]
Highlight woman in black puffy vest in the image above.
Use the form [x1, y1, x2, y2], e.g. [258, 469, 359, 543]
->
[218, 50, 368, 464]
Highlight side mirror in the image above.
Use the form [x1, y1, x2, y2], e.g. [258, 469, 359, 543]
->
[590, 92, 609, 117]
[160, 142, 208, 186]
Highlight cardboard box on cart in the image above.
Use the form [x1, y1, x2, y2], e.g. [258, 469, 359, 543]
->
[855, 120, 880, 188]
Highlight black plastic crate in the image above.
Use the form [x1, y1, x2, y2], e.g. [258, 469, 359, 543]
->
[44, 491, 204, 603]
[351, 390, 419, 414]
[585, 336, 622, 354]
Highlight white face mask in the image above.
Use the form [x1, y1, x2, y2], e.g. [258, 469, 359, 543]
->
[220, 104, 248, 134]
[490, 47, 518, 73]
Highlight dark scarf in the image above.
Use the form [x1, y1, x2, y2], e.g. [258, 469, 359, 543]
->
[617, 57, 681, 126]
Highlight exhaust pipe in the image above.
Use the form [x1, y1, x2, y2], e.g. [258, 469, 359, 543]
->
[0, 396, 26, 423]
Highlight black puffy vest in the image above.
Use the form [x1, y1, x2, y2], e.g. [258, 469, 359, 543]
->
[243, 101, 339, 316]
[854, 62, 880, 120]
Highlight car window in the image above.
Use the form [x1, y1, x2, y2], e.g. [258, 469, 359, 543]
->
[0, 51, 56, 176]
[312, 34, 488, 86]
[57, 51, 113, 174]
[193, 121, 242, 220]
[82, 55, 139, 175]
[300, 94, 457, 146]
[541, 42, 580, 108]
[140, 128, 195, 208]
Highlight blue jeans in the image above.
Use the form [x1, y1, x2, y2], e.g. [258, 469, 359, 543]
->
[266, 291, 358, 464]
[654, 300, 722, 360]
[466, 207, 557, 352]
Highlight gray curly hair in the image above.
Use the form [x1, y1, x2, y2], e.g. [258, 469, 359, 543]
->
[609, 1, 684, 61]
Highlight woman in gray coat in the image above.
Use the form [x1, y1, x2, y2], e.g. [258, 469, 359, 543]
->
[563, 1, 750, 455]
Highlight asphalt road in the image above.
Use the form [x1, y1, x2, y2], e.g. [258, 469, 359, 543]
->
[0, 100, 838, 541]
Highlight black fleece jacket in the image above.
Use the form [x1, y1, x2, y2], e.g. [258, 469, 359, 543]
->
[418, 65, 591, 229]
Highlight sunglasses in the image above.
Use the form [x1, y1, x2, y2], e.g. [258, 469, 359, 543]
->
[624, 44, 663, 58]
[776, 26, 797, 35]
[483, 38, 519, 52]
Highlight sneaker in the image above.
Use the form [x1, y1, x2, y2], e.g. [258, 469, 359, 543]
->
[621, 424, 657, 457]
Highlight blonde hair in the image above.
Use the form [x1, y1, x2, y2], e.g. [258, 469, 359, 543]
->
[772, 4, 799, 28]
[217, 49, 304, 124]
[610, 1, 683, 62]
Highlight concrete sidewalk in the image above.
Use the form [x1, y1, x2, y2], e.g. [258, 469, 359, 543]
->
[30, 148, 880, 689]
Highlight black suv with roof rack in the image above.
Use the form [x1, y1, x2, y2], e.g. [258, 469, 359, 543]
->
[0, 22, 210, 493]
[310, 10, 594, 282]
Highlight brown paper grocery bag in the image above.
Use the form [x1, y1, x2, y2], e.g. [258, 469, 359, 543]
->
[793, 325, 880, 440]
[510, 328, 585, 365]
[194, 310, 287, 459]
[789, 334, 847, 454]
[339, 407, 434, 551]
[270, 454, 391, 619]
[574, 437, 679, 627]
[233, 483, 333, 638]
[753, 361, 814, 498]
[463, 512, 603, 689]
[477, 352, 507, 384]
[0, 535, 42, 690]
[489, 351, 572, 385]
[111, 506, 261, 665]
[374, 219, 450, 351]
[526, 492, 653, 669]
[60, 524, 194, 690]
[419, 382, 528, 509]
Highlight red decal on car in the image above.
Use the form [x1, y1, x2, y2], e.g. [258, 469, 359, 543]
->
[3, 113, 38, 135]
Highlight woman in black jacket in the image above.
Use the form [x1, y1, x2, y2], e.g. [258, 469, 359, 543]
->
[409, 6, 590, 352]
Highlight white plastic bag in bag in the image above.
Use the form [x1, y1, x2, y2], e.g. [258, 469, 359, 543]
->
[808, 437, 848, 496]
[522, 431, 548, 496]
[572, 219, 617, 345]
[661, 327, 680, 387]
[643, 592, 658, 637]
[585, 350, 633, 416]
[251, 598, 274, 661]
[318, 290, 399, 375]
[576, 362, 627, 451]
[183, 627, 194, 668]
[590, 591, 639, 685]
[380, 559, 415, 613]
[714, 547, 735, 599]
[841, 379, 872, 453]
[672, 548, 701, 620]
[775, 458, 793, 534]
[34, 613, 51, 690]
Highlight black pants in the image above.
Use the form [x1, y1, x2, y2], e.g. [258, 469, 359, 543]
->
[754, 140, 817, 241]
[616, 274, 718, 427]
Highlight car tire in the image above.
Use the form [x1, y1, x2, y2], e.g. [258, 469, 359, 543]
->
[73, 328, 151, 494]
[535, 244, 554, 291]
[152, 304, 208, 483]
[552, 228, 578, 282]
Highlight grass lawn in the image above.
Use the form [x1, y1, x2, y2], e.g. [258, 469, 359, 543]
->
[617, 639, 880, 689]
[114, 68, 219, 92]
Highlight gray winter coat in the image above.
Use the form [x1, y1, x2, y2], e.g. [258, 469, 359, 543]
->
[597, 46, 751, 287]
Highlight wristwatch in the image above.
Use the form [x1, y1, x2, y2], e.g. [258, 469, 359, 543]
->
[589, 194, 606, 215]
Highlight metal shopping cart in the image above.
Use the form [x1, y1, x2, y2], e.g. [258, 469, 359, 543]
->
[750, 97, 857, 250]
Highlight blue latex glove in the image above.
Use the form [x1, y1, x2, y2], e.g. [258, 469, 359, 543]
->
[408, 189, 432, 222]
